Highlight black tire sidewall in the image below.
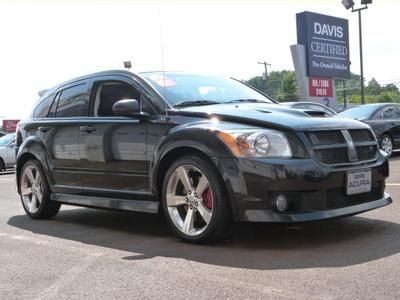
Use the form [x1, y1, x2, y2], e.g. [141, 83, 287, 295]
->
[161, 155, 229, 243]
[20, 159, 54, 218]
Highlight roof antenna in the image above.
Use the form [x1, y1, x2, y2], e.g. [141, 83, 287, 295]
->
[158, 9, 168, 119]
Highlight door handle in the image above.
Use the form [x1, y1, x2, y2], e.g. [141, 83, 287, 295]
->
[38, 126, 50, 133]
[80, 125, 96, 133]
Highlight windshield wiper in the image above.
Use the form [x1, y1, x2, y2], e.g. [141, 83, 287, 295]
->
[173, 100, 220, 108]
[224, 99, 269, 104]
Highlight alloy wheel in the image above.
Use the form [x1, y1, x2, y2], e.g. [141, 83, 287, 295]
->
[21, 165, 43, 214]
[166, 164, 214, 236]
[381, 136, 393, 156]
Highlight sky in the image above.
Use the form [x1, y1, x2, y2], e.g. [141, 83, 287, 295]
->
[0, 0, 399, 118]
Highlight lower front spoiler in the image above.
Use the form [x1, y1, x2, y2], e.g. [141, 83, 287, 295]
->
[244, 193, 392, 222]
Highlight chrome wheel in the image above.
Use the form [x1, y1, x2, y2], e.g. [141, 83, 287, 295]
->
[166, 165, 214, 236]
[381, 135, 393, 156]
[21, 165, 43, 214]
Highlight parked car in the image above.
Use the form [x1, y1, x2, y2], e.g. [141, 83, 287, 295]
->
[339, 103, 400, 156]
[281, 101, 337, 116]
[15, 71, 391, 243]
[0, 133, 16, 171]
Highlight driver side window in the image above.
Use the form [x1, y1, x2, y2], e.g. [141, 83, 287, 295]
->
[92, 81, 154, 117]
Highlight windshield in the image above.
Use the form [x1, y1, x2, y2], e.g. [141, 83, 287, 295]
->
[0, 134, 15, 147]
[339, 106, 378, 120]
[140, 72, 275, 107]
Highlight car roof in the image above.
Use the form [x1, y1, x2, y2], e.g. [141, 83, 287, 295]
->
[41, 70, 135, 97]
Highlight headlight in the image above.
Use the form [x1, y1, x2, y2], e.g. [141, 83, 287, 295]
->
[218, 129, 292, 158]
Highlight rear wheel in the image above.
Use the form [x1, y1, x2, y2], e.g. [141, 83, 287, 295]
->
[19, 159, 61, 219]
[162, 155, 231, 243]
[380, 134, 393, 157]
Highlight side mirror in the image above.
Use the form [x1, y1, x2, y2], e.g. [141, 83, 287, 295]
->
[8, 142, 16, 148]
[112, 99, 140, 117]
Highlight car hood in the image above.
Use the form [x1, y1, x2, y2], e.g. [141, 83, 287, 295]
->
[177, 103, 369, 131]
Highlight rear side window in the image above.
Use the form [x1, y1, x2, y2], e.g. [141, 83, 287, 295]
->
[33, 95, 55, 118]
[55, 83, 89, 117]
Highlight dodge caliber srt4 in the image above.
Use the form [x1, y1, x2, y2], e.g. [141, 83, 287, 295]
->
[15, 70, 392, 243]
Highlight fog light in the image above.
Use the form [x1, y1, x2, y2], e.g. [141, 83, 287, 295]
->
[275, 194, 288, 212]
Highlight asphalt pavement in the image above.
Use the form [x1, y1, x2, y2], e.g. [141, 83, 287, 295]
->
[1, 156, 400, 299]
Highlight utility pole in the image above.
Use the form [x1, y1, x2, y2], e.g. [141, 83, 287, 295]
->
[257, 61, 271, 80]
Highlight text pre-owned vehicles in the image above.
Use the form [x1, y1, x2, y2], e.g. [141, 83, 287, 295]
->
[339, 103, 400, 157]
[15, 70, 391, 243]
[0, 133, 16, 171]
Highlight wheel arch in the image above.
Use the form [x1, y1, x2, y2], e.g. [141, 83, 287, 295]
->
[16, 137, 53, 193]
[152, 144, 238, 218]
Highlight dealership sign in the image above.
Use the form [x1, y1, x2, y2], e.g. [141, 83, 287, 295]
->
[309, 77, 333, 97]
[2, 119, 20, 132]
[297, 11, 350, 79]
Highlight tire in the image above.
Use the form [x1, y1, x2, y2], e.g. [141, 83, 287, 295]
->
[19, 159, 61, 219]
[0, 158, 4, 171]
[380, 134, 393, 157]
[162, 155, 231, 243]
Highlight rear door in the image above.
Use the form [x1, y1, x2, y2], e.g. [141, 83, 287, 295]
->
[34, 81, 90, 193]
[78, 75, 152, 199]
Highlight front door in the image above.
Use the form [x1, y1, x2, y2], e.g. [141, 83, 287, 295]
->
[78, 75, 151, 199]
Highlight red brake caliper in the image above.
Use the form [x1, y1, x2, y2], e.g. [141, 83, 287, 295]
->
[202, 187, 214, 210]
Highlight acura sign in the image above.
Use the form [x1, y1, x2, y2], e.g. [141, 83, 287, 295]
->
[297, 11, 350, 79]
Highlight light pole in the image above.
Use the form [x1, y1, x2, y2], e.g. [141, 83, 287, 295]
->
[342, 0, 372, 105]
[257, 61, 271, 80]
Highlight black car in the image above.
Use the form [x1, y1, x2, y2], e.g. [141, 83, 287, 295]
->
[15, 71, 391, 243]
[339, 103, 400, 156]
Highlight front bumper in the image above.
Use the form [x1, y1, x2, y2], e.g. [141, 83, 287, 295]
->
[244, 193, 392, 222]
[217, 153, 391, 222]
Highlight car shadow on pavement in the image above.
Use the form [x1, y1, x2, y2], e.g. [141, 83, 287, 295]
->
[7, 208, 400, 270]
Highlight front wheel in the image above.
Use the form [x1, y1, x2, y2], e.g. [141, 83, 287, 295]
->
[19, 159, 61, 219]
[162, 155, 231, 243]
[380, 134, 393, 157]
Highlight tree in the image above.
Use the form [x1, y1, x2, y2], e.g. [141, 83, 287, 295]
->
[279, 72, 298, 101]
[365, 78, 381, 96]
[382, 84, 399, 94]
[246, 70, 298, 101]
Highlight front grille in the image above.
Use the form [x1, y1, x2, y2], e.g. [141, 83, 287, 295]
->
[315, 148, 348, 164]
[349, 129, 374, 143]
[308, 131, 345, 145]
[356, 145, 378, 161]
[305, 129, 378, 165]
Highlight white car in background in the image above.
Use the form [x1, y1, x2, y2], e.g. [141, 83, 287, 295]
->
[0, 133, 16, 171]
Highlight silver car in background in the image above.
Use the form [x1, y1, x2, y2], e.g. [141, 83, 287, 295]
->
[0, 133, 16, 171]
